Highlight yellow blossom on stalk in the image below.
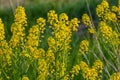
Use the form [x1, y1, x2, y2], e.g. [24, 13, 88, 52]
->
[110, 72, 120, 80]
[92, 60, 103, 79]
[63, 74, 69, 80]
[92, 60, 103, 73]
[112, 6, 118, 12]
[0, 49, 3, 55]
[0, 18, 5, 41]
[22, 50, 30, 58]
[59, 13, 68, 24]
[47, 11, 80, 79]
[96, 0, 109, 18]
[79, 61, 88, 70]
[118, 8, 120, 19]
[88, 28, 95, 34]
[9, 6, 27, 48]
[27, 25, 39, 49]
[45, 49, 55, 77]
[47, 10, 58, 25]
[69, 18, 80, 31]
[15, 6, 27, 26]
[37, 17, 46, 34]
[33, 48, 45, 60]
[46, 49, 55, 64]
[22, 76, 29, 80]
[0, 18, 10, 55]
[82, 14, 91, 26]
[10, 23, 25, 48]
[113, 0, 120, 22]
[70, 61, 88, 79]
[70, 64, 81, 79]
[47, 36, 56, 50]
[82, 68, 98, 80]
[60, 63, 66, 78]
[79, 40, 89, 54]
[101, 0, 109, 9]
[0, 18, 12, 67]
[119, 0, 120, 7]
[99, 21, 120, 44]
[37, 59, 49, 80]
[104, 12, 117, 22]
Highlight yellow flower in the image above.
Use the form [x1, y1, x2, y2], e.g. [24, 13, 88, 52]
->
[96, 0, 109, 19]
[104, 12, 117, 22]
[22, 76, 29, 80]
[112, 6, 118, 12]
[82, 68, 98, 80]
[88, 28, 95, 34]
[110, 72, 120, 80]
[82, 14, 91, 26]
[15, 6, 27, 26]
[59, 13, 68, 23]
[27, 25, 39, 48]
[70, 64, 81, 79]
[47, 10, 58, 25]
[37, 17, 46, 34]
[79, 40, 89, 54]
[99, 21, 119, 44]
[37, 59, 49, 80]
[92, 60, 103, 79]
[70, 18, 80, 31]
[46, 49, 55, 64]
[0, 18, 5, 41]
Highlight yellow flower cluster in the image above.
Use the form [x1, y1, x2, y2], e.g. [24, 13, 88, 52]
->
[99, 21, 120, 44]
[46, 49, 55, 65]
[82, 14, 96, 34]
[0, 19, 12, 79]
[10, 23, 25, 48]
[82, 68, 98, 80]
[27, 25, 39, 49]
[92, 60, 103, 79]
[0, 18, 5, 41]
[22, 76, 29, 80]
[71, 64, 81, 79]
[26, 23, 46, 60]
[47, 10, 80, 79]
[45, 49, 55, 77]
[70, 60, 103, 80]
[70, 18, 80, 31]
[104, 12, 117, 22]
[111, 0, 120, 23]
[79, 40, 89, 54]
[47, 10, 58, 25]
[33, 48, 45, 60]
[9, 6, 27, 48]
[47, 10, 79, 52]
[59, 13, 68, 23]
[37, 17, 46, 35]
[37, 59, 49, 80]
[15, 6, 27, 26]
[96, 0, 118, 23]
[88, 28, 95, 34]
[110, 72, 120, 80]
[82, 14, 91, 26]
[27, 18, 45, 53]
[47, 36, 56, 51]
[96, 0, 109, 19]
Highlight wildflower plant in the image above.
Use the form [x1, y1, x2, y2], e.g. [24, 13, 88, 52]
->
[0, 0, 120, 79]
